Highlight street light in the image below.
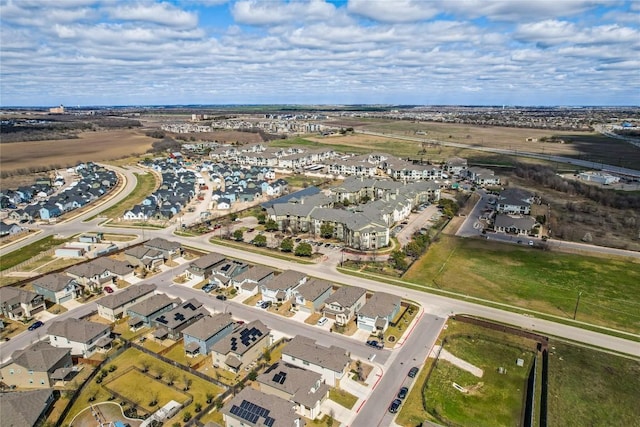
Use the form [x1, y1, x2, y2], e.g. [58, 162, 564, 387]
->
[573, 291, 582, 320]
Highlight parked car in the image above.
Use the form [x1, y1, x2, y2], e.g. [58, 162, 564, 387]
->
[260, 301, 271, 309]
[388, 399, 402, 413]
[317, 317, 328, 326]
[216, 294, 228, 301]
[397, 387, 408, 399]
[408, 367, 419, 378]
[255, 300, 264, 307]
[104, 286, 114, 294]
[202, 284, 217, 293]
[366, 340, 383, 349]
[28, 321, 44, 331]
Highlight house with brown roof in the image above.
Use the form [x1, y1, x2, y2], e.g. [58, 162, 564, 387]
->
[260, 270, 306, 304]
[281, 336, 350, 387]
[257, 362, 329, 419]
[143, 237, 183, 260]
[356, 292, 401, 333]
[0, 287, 46, 320]
[185, 252, 226, 281]
[231, 265, 276, 296]
[293, 278, 333, 314]
[211, 320, 271, 373]
[322, 285, 366, 326]
[152, 298, 208, 340]
[182, 313, 235, 357]
[127, 293, 179, 328]
[47, 318, 112, 357]
[222, 387, 305, 427]
[0, 342, 72, 388]
[124, 246, 165, 270]
[96, 283, 157, 321]
[0, 389, 56, 426]
[31, 273, 81, 304]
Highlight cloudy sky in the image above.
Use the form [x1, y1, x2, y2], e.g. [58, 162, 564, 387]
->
[1, 0, 638, 106]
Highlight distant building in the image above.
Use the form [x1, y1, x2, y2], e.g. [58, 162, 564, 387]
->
[49, 105, 65, 114]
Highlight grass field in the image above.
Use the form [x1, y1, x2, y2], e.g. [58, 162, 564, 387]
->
[89, 171, 158, 220]
[403, 236, 640, 334]
[1, 130, 154, 175]
[332, 118, 640, 168]
[329, 388, 358, 409]
[0, 235, 71, 272]
[547, 341, 640, 426]
[105, 369, 190, 412]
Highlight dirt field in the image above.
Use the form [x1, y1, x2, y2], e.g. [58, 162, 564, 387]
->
[1, 130, 154, 175]
[167, 130, 265, 144]
[329, 118, 640, 167]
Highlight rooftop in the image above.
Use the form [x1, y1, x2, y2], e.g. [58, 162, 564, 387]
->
[47, 318, 110, 343]
[182, 313, 234, 341]
[282, 336, 350, 373]
[97, 283, 156, 309]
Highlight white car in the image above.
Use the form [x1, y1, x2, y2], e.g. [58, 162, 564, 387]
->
[317, 317, 328, 326]
[255, 300, 264, 307]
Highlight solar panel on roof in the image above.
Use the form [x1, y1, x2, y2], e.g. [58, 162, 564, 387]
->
[240, 400, 249, 409]
[156, 316, 167, 324]
[265, 416, 275, 427]
[250, 413, 259, 423]
[230, 405, 240, 416]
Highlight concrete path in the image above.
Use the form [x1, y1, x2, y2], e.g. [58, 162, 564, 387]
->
[320, 399, 353, 426]
[429, 345, 483, 377]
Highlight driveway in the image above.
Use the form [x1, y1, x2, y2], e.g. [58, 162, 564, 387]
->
[395, 205, 443, 247]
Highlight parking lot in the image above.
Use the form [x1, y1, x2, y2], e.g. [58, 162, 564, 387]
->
[395, 204, 444, 247]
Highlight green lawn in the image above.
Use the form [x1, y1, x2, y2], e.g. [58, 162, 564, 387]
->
[403, 236, 640, 334]
[105, 369, 190, 412]
[329, 388, 358, 409]
[547, 341, 640, 426]
[87, 171, 157, 220]
[0, 235, 71, 272]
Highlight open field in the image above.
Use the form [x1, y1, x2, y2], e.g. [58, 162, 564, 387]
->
[1, 130, 154, 176]
[547, 340, 640, 426]
[104, 369, 190, 412]
[331, 118, 640, 168]
[167, 129, 265, 144]
[0, 235, 71, 273]
[403, 236, 640, 334]
[89, 171, 158, 220]
[397, 319, 537, 427]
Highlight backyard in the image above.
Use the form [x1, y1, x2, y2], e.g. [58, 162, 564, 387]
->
[403, 235, 640, 334]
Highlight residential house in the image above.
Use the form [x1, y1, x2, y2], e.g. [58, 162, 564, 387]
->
[182, 313, 235, 357]
[0, 389, 56, 426]
[96, 283, 157, 322]
[260, 270, 307, 304]
[211, 320, 271, 373]
[293, 279, 333, 314]
[322, 285, 367, 326]
[221, 387, 305, 427]
[356, 292, 401, 333]
[281, 336, 350, 387]
[209, 259, 249, 288]
[0, 287, 46, 320]
[126, 293, 179, 329]
[466, 167, 501, 187]
[496, 188, 535, 215]
[494, 214, 536, 236]
[124, 246, 165, 270]
[444, 157, 468, 177]
[231, 265, 277, 296]
[0, 221, 23, 237]
[65, 258, 134, 291]
[0, 342, 72, 389]
[144, 238, 183, 260]
[47, 318, 112, 357]
[185, 252, 226, 281]
[152, 298, 208, 340]
[257, 362, 329, 419]
[31, 273, 81, 304]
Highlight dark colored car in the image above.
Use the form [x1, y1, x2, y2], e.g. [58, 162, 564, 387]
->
[408, 367, 419, 378]
[216, 294, 228, 301]
[104, 286, 114, 294]
[397, 387, 408, 399]
[388, 399, 402, 413]
[366, 340, 383, 349]
[28, 321, 44, 331]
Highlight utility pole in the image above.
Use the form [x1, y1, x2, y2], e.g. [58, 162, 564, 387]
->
[573, 291, 582, 320]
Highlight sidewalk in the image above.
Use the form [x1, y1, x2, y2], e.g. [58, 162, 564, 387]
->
[429, 345, 483, 377]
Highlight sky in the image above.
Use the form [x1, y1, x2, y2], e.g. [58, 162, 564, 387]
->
[0, 0, 639, 107]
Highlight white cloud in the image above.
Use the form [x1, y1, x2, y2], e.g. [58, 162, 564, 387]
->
[515, 20, 640, 47]
[107, 1, 199, 28]
[232, 0, 339, 26]
[347, 0, 438, 23]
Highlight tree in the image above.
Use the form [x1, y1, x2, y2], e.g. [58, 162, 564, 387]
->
[182, 374, 192, 391]
[155, 366, 164, 380]
[294, 242, 313, 257]
[247, 370, 258, 381]
[320, 223, 335, 238]
[166, 371, 178, 386]
[404, 241, 423, 258]
[390, 250, 408, 270]
[194, 402, 202, 413]
[264, 219, 279, 232]
[280, 237, 294, 252]
[233, 229, 244, 242]
[206, 392, 214, 404]
[141, 361, 150, 373]
[149, 391, 159, 407]
[256, 212, 266, 224]
[262, 348, 272, 363]
[182, 411, 192, 422]
[252, 234, 267, 247]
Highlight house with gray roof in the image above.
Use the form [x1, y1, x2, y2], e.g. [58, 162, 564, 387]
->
[357, 292, 401, 333]
[144, 237, 183, 260]
[257, 362, 328, 420]
[323, 285, 367, 326]
[496, 188, 535, 215]
[0, 389, 56, 426]
[31, 273, 81, 304]
[260, 270, 306, 304]
[293, 279, 333, 314]
[185, 252, 226, 281]
[0, 287, 46, 320]
[152, 298, 208, 340]
[281, 336, 350, 387]
[494, 214, 536, 236]
[209, 259, 249, 288]
[97, 283, 156, 322]
[124, 246, 165, 270]
[231, 265, 276, 296]
[182, 313, 235, 357]
[222, 387, 305, 427]
[47, 318, 112, 357]
[211, 320, 271, 373]
[0, 341, 72, 389]
[127, 293, 179, 328]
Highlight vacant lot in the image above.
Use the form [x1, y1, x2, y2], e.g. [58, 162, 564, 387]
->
[1, 130, 154, 176]
[105, 369, 190, 412]
[403, 236, 640, 334]
[91, 172, 158, 220]
[547, 341, 640, 426]
[1, 235, 71, 273]
[167, 130, 265, 144]
[330, 118, 640, 168]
